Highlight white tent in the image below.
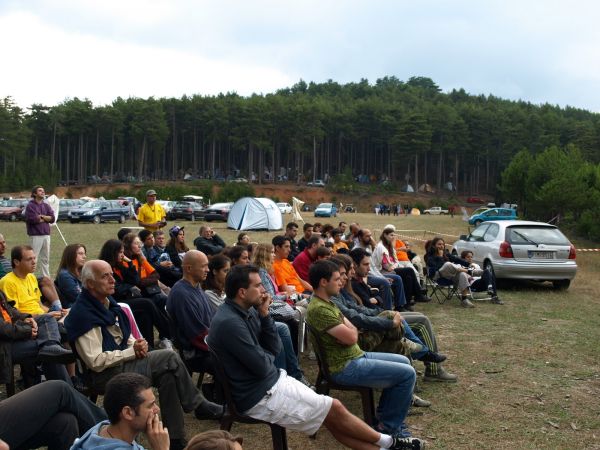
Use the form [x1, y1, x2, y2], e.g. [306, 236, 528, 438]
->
[227, 197, 283, 231]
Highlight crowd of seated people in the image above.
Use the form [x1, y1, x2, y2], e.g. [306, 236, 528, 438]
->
[0, 200, 507, 450]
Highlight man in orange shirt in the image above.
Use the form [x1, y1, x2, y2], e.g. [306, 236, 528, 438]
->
[271, 236, 312, 295]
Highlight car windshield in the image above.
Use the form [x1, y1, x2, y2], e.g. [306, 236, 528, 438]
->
[317, 203, 332, 208]
[174, 202, 192, 207]
[209, 203, 231, 209]
[507, 226, 569, 245]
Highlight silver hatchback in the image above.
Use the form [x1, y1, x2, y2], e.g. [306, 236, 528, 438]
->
[451, 220, 577, 289]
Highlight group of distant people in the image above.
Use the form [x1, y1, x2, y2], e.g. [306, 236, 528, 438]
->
[0, 186, 504, 450]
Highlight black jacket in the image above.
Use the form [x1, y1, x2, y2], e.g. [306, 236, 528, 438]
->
[0, 291, 32, 384]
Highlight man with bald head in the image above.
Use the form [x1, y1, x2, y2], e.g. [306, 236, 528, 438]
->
[166, 250, 216, 375]
[65, 259, 223, 450]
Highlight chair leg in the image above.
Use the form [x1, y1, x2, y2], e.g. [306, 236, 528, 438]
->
[270, 424, 288, 450]
[361, 389, 375, 425]
[219, 417, 234, 431]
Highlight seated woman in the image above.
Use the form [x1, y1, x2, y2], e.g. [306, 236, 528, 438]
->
[236, 232, 250, 247]
[56, 243, 87, 308]
[223, 245, 250, 266]
[460, 250, 503, 304]
[163, 225, 188, 272]
[425, 237, 474, 308]
[202, 254, 231, 312]
[99, 239, 173, 349]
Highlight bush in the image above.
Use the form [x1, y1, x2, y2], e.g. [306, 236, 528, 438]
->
[215, 182, 255, 203]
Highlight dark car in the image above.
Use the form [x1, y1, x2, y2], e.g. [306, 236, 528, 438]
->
[0, 199, 28, 222]
[68, 200, 131, 224]
[167, 201, 205, 220]
[57, 199, 86, 221]
[202, 202, 233, 222]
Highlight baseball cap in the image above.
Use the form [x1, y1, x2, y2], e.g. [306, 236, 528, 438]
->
[169, 225, 184, 237]
[146, 189, 157, 196]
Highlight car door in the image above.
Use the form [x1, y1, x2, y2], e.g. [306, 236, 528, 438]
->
[479, 222, 500, 264]
[463, 223, 490, 262]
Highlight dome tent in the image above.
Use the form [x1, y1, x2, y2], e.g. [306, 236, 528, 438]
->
[227, 197, 283, 231]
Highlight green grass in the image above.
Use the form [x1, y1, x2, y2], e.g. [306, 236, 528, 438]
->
[2, 214, 599, 449]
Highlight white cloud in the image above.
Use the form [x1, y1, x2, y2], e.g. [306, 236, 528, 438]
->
[0, 10, 294, 107]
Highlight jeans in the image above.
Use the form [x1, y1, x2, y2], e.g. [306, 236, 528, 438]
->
[368, 275, 407, 309]
[0, 380, 106, 450]
[273, 322, 303, 380]
[331, 352, 415, 435]
[471, 269, 496, 294]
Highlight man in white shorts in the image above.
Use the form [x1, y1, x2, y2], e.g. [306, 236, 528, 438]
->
[207, 264, 424, 449]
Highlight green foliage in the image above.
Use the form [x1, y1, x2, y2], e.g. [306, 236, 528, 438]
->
[215, 182, 255, 202]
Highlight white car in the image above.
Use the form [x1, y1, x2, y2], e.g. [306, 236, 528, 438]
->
[423, 206, 448, 215]
[277, 202, 292, 214]
[307, 179, 326, 187]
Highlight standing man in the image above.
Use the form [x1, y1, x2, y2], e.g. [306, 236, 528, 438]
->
[24, 185, 54, 278]
[138, 190, 167, 232]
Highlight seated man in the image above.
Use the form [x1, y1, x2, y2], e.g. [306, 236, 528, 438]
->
[139, 229, 180, 287]
[0, 290, 73, 386]
[72, 373, 169, 450]
[0, 380, 106, 450]
[193, 226, 226, 256]
[306, 260, 423, 444]
[271, 236, 312, 294]
[329, 254, 457, 383]
[296, 222, 313, 253]
[461, 250, 503, 304]
[292, 235, 325, 282]
[284, 222, 300, 261]
[0, 233, 11, 278]
[0, 245, 65, 314]
[208, 264, 422, 450]
[166, 250, 216, 375]
[65, 260, 224, 450]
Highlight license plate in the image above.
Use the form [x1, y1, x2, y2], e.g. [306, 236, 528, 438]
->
[528, 251, 554, 259]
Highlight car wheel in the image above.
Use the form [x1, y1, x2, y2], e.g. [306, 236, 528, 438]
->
[552, 279, 571, 290]
[474, 219, 483, 226]
[118, 215, 125, 224]
[424, 212, 430, 215]
[93, 215, 101, 224]
[483, 260, 495, 278]
[9, 214, 17, 222]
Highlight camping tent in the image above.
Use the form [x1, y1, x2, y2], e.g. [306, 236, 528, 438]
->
[227, 197, 283, 231]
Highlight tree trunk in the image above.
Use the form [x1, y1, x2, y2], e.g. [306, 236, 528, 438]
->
[138, 135, 147, 181]
[414, 152, 419, 191]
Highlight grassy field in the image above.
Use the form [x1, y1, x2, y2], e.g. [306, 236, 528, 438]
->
[1, 213, 599, 449]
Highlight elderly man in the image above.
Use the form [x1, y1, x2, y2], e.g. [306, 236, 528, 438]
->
[208, 264, 420, 450]
[24, 185, 54, 278]
[65, 260, 224, 450]
[137, 189, 167, 231]
[292, 235, 325, 282]
[193, 226, 226, 256]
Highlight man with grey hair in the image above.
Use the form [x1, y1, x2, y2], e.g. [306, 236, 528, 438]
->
[65, 259, 224, 450]
[193, 226, 226, 256]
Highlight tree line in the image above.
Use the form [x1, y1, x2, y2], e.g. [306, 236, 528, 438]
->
[1, 76, 600, 196]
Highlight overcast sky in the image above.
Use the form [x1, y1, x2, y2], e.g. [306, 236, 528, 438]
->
[2, 0, 600, 111]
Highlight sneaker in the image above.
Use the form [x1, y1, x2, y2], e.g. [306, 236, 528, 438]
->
[412, 394, 431, 408]
[491, 295, 504, 305]
[194, 400, 224, 420]
[423, 369, 458, 383]
[461, 297, 475, 308]
[419, 351, 447, 364]
[390, 435, 426, 449]
[298, 375, 316, 391]
[37, 344, 75, 364]
[158, 338, 174, 351]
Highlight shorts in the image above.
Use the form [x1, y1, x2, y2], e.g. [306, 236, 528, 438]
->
[244, 370, 333, 435]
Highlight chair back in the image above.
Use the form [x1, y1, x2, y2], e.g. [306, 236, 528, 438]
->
[207, 344, 243, 417]
[305, 323, 334, 382]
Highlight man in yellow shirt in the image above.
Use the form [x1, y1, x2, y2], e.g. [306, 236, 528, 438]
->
[137, 189, 167, 231]
[0, 246, 63, 317]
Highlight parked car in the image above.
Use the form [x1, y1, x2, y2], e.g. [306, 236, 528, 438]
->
[423, 206, 448, 215]
[0, 199, 28, 221]
[307, 179, 326, 187]
[167, 201, 205, 220]
[276, 202, 292, 214]
[451, 220, 577, 289]
[68, 200, 132, 224]
[314, 203, 337, 218]
[57, 199, 86, 221]
[344, 204, 357, 213]
[468, 207, 517, 225]
[302, 204, 312, 212]
[466, 196, 485, 204]
[156, 200, 175, 215]
[202, 202, 233, 222]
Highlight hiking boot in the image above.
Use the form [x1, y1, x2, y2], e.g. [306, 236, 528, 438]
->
[461, 297, 475, 308]
[419, 351, 447, 364]
[390, 435, 426, 449]
[194, 400, 224, 420]
[37, 344, 75, 364]
[491, 295, 504, 305]
[412, 394, 431, 408]
[423, 368, 458, 383]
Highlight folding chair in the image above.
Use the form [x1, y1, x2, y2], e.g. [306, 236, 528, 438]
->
[426, 266, 460, 304]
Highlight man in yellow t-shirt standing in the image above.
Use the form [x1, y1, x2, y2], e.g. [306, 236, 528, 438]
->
[137, 189, 167, 231]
